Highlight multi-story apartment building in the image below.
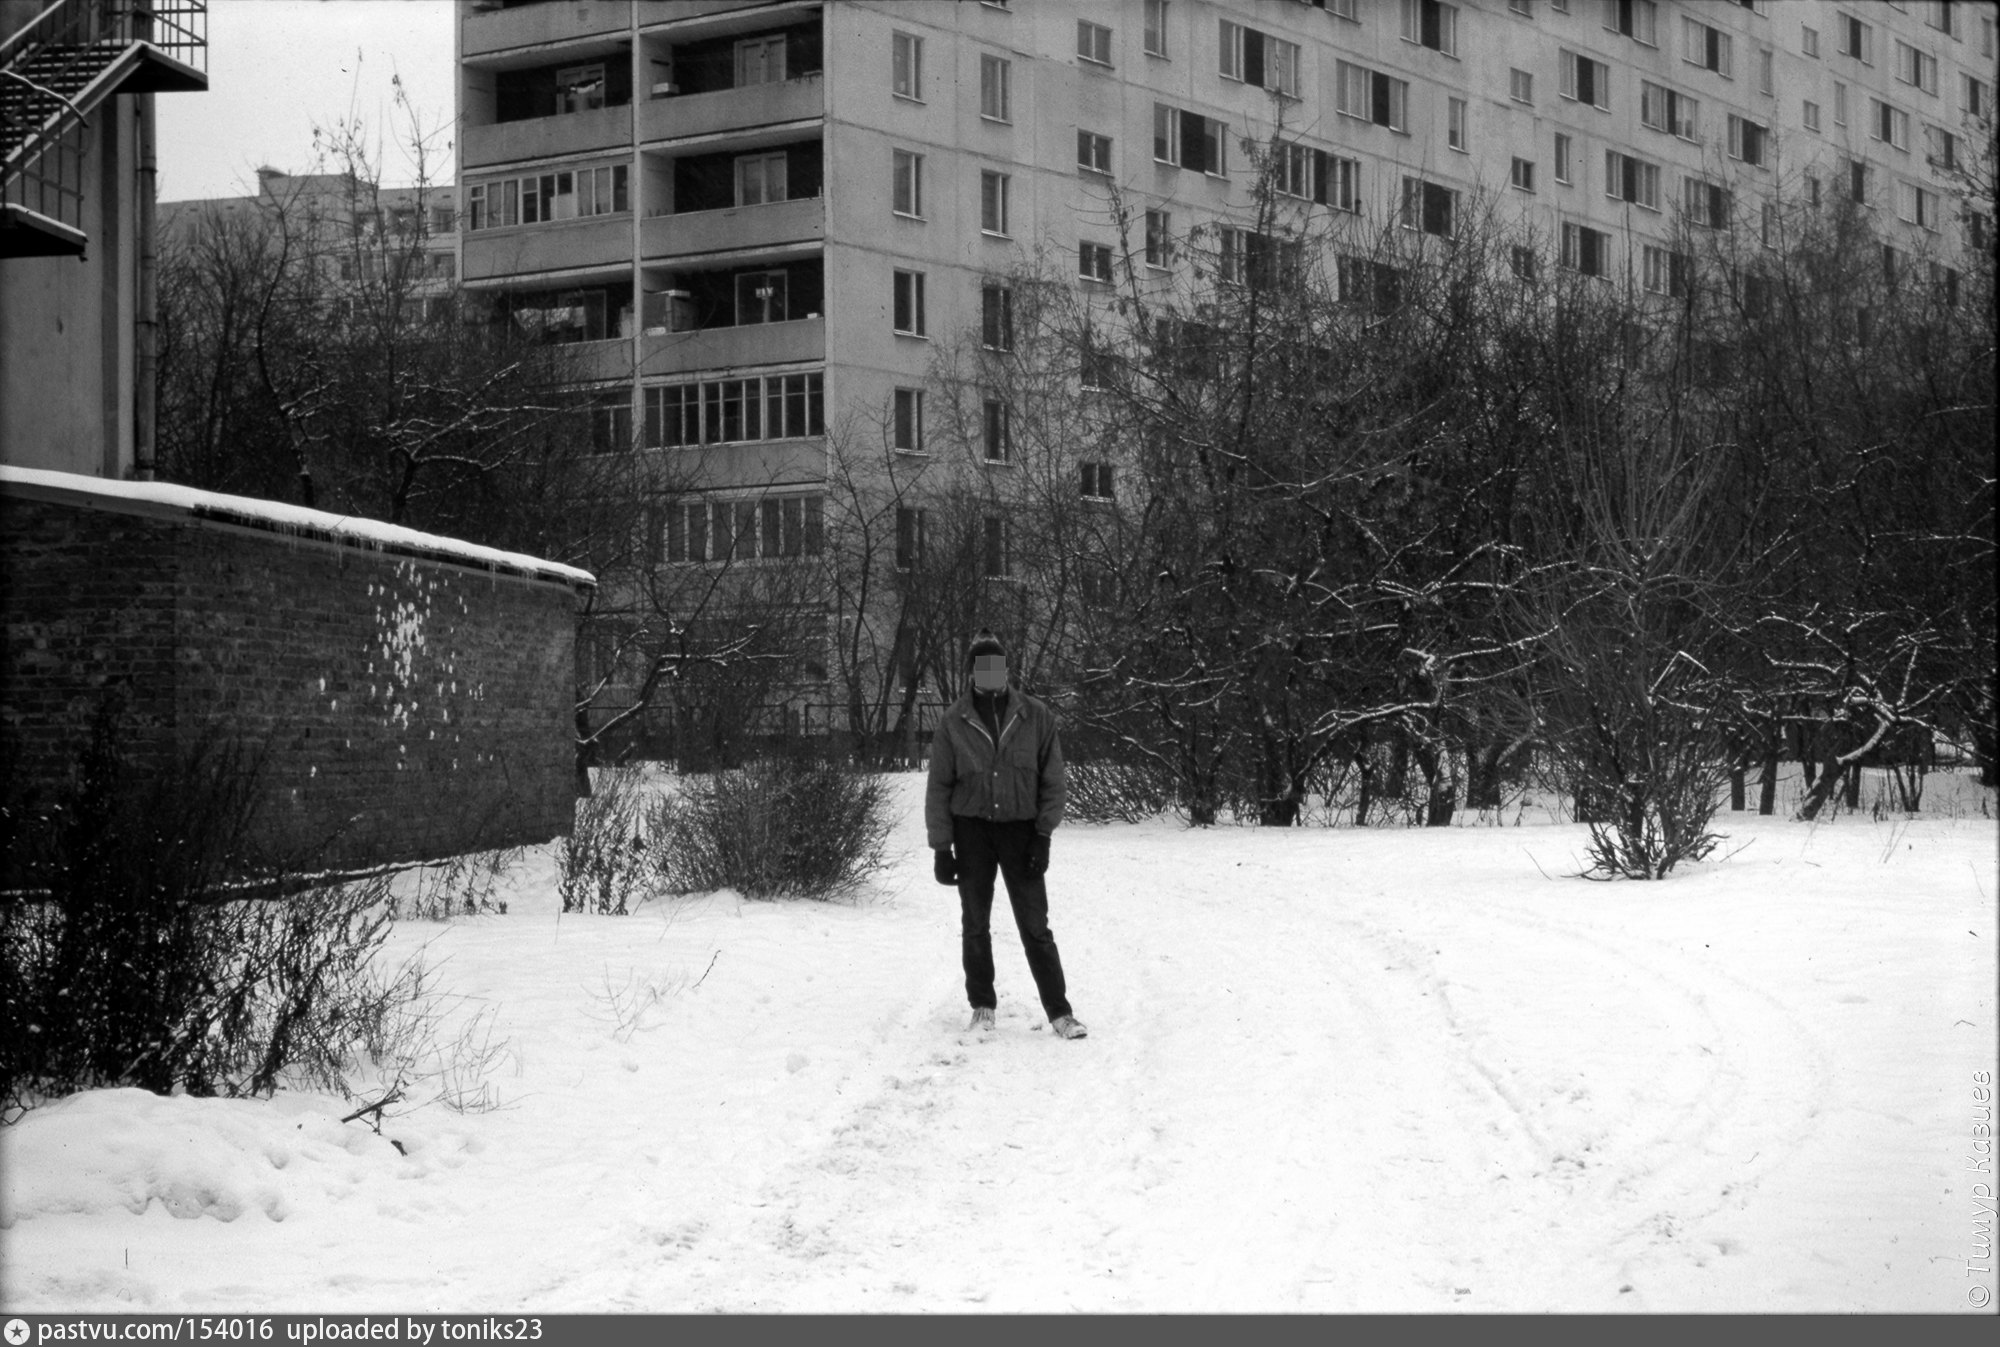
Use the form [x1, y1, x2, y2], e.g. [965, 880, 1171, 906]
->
[457, 0, 1996, 716]
[161, 169, 461, 324]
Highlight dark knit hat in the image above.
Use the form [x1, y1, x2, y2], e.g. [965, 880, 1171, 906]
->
[965, 628, 1006, 671]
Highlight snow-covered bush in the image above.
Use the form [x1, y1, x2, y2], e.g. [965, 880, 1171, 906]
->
[648, 754, 892, 900]
[1, 710, 408, 1116]
[556, 765, 649, 915]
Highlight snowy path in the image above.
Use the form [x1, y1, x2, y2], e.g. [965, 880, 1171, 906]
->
[3, 779, 1994, 1312]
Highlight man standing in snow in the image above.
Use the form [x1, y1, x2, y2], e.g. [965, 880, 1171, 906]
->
[926, 630, 1086, 1040]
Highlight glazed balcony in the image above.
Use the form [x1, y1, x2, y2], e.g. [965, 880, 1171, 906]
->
[642, 196, 822, 262]
[639, 74, 822, 145]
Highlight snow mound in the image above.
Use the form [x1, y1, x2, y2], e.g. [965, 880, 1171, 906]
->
[0, 1088, 429, 1227]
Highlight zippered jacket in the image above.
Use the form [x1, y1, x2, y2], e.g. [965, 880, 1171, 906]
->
[925, 688, 1067, 849]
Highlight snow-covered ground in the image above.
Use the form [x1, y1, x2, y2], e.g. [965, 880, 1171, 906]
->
[4, 770, 1995, 1313]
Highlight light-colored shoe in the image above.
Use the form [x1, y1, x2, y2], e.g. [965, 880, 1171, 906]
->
[1050, 1014, 1088, 1040]
[968, 1007, 996, 1031]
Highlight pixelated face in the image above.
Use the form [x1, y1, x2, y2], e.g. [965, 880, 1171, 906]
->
[971, 654, 1007, 691]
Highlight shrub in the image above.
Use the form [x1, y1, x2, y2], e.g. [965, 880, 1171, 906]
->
[1065, 756, 1177, 824]
[1, 709, 409, 1116]
[556, 765, 649, 915]
[650, 754, 892, 900]
[388, 845, 518, 921]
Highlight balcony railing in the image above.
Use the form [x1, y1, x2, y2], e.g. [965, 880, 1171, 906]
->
[461, 102, 631, 170]
[638, 73, 821, 144]
[461, 1, 629, 59]
[640, 317, 824, 377]
[642, 194, 821, 261]
[462, 214, 632, 282]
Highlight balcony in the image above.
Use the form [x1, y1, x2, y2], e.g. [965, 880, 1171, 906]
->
[642, 196, 822, 262]
[545, 336, 638, 385]
[462, 104, 631, 170]
[463, 216, 631, 283]
[640, 317, 824, 377]
[638, 74, 822, 145]
[463, 3, 631, 59]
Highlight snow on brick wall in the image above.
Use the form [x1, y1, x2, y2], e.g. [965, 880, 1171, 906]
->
[1, 490, 585, 870]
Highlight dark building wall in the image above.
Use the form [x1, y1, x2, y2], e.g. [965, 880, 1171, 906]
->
[2, 491, 583, 870]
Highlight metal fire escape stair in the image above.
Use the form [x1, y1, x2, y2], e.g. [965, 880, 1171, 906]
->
[1, 0, 206, 258]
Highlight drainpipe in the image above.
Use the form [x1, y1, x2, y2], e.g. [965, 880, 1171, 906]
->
[133, 91, 158, 481]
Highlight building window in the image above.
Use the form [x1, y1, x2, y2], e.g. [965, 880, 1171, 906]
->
[1077, 19, 1113, 65]
[1447, 97, 1468, 151]
[1337, 255, 1404, 312]
[980, 54, 1011, 121]
[1802, 25, 1820, 58]
[736, 151, 787, 206]
[1806, 173, 1822, 209]
[1219, 20, 1302, 95]
[1966, 74, 1991, 119]
[1273, 143, 1311, 198]
[980, 171, 1010, 235]
[736, 270, 788, 325]
[1077, 130, 1114, 175]
[1510, 0, 1531, 14]
[1839, 13, 1873, 63]
[1398, 0, 1460, 56]
[734, 36, 788, 88]
[980, 283, 1013, 351]
[1510, 245, 1537, 282]
[1894, 40, 1939, 94]
[1314, 151, 1361, 211]
[1335, 62, 1409, 131]
[1605, 150, 1660, 208]
[982, 401, 1010, 463]
[1560, 50, 1610, 109]
[1154, 103, 1229, 173]
[589, 394, 633, 455]
[1401, 177, 1458, 237]
[895, 506, 928, 572]
[1683, 17, 1733, 76]
[1554, 132, 1573, 184]
[1606, 0, 1657, 45]
[1928, 1, 1961, 38]
[1727, 115, 1769, 166]
[893, 269, 926, 335]
[1080, 463, 1115, 501]
[1145, 0, 1170, 56]
[1511, 156, 1536, 192]
[1560, 222, 1609, 276]
[1926, 124, 1958, 171]
[645, 373, 825, 448]
[1898, 180, 1940, 230]
[1834, 82, 1848, 125]
[982, 517, 1010, 578]
[892, 149, 923, 217]
[1758, 46, 1775, 95]
[1220, 227, 1296, 287]
[1641, 244, 1690, 296]
[1871, 99, 1910, 150]
[1510, 68, 1533, 103]
[893, 388, 924, 452]
[1846, 158, 1868, 205]
[892, 30, 923, 99]
[1079, 241, 1114, 283]
[1686, 176, 1731, 228]
[1640, 81, 1699, 139]
[1804, 100, 1821, 133]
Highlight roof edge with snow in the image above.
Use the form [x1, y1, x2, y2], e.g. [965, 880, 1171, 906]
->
[0, 467, 596, 590]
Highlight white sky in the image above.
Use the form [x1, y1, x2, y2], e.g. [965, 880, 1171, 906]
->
[155, 0, 456, 203]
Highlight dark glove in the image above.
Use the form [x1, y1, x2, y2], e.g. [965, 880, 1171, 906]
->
[1027, 833, 1051, 879]
[933, 848, 959, 886]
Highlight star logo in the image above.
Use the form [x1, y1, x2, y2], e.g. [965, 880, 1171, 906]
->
[4, 1319, 30, 1346]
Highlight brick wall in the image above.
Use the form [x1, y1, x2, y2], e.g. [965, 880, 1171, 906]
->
[2, 490, 586, 870]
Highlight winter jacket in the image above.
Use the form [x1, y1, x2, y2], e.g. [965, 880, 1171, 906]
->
[925, 687, 1067, 849]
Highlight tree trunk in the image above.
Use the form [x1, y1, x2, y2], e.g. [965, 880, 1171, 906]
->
[1729, 765, 1746, 811]
[1757, 734, 1780, 816]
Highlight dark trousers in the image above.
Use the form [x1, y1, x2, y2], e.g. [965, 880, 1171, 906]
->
[953, 815, 1072, 1021]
